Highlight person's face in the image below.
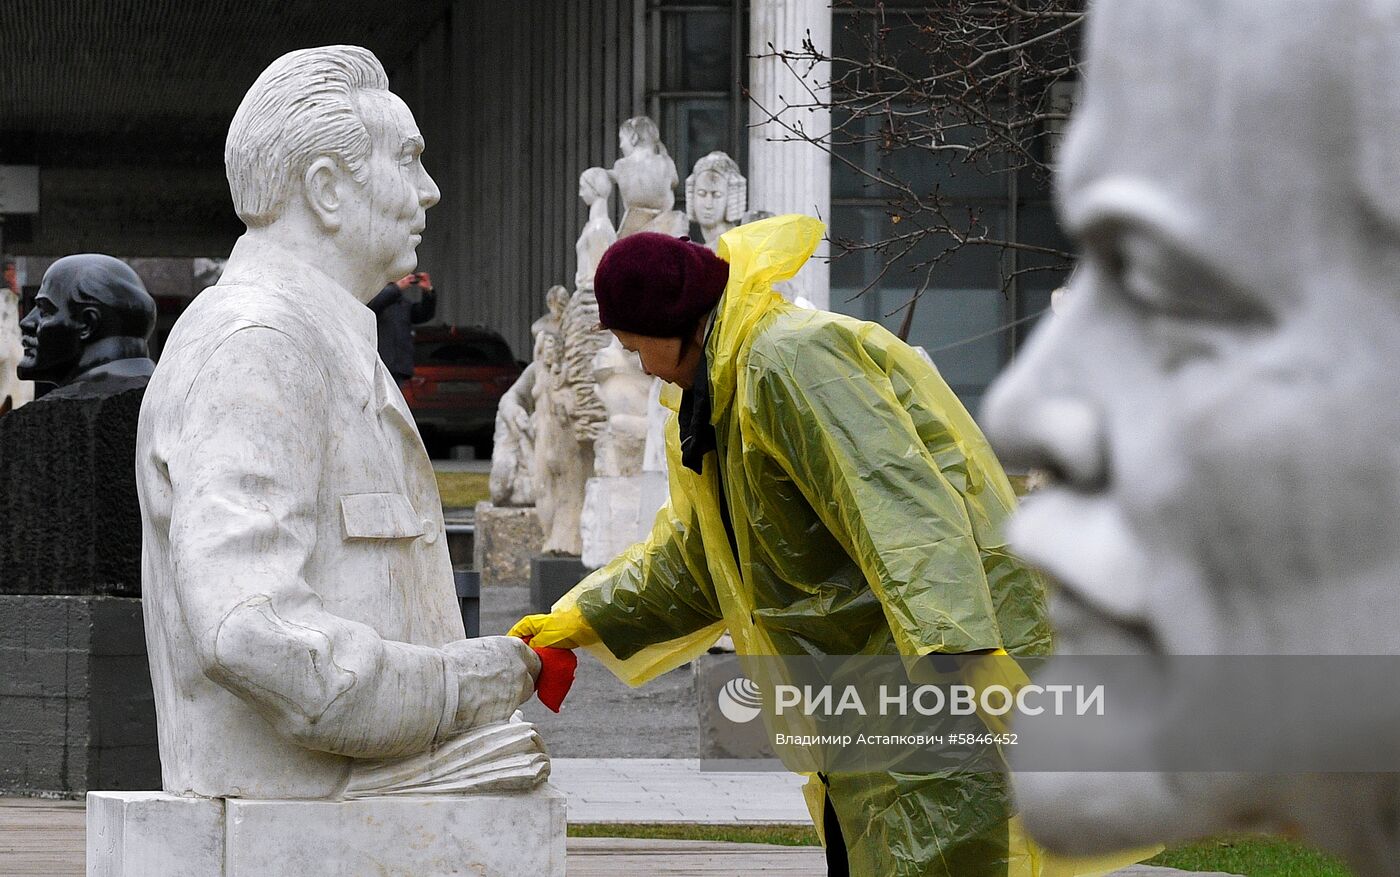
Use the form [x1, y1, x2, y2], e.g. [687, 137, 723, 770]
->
[17, 276, 91, 383]
[611, 328, 702, 389]
[982, 0, 1400, 850]
[341, 92, 441, 285]
[3, 264, 16, 295]
[691, 171, 728, 228]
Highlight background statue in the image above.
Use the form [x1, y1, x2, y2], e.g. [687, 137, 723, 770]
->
[575, 168, 617, 290]
[686, 151, 747, 250]
[17, 254, 156, 400]
[610, 116, 687, 239]
[531, 331, 586, 555]
[981, 2, 1400, 875]
[590, 336, 652, 478]
[0, 259, 33, 413]
[491, 286, 569, 507]
[136, 45, 542, 802]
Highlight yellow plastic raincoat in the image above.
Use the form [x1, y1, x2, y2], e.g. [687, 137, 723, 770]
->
[540, 215, 1137, 876]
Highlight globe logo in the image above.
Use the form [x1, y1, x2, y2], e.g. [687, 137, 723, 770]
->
[717, 676, 763, 724]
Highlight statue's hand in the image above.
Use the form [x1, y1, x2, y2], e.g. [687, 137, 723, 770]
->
[442, 636, 541, 730]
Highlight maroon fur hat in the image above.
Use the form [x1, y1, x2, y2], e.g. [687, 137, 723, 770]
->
[593, 233, 730, 337]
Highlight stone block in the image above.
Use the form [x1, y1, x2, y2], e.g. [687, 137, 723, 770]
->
[579, 472, 668, 569]
[530, 556, 587, 613]
[694, 653, 776, 761]
[87, 786, 567, 877]
[473, 502, 543, 586]
[87, 791, 225, 877]
[0, 595, 158, 795]
[0, 388, 145, 596]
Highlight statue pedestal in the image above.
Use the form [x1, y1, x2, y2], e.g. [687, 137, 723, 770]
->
[473, 502, 543, 587]
[87, 785, 567, 876]
[529, 555, 588, 613]
[579, 472, 668, 569]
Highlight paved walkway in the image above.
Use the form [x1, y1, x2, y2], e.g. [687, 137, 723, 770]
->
[0, 795, 1239, 876]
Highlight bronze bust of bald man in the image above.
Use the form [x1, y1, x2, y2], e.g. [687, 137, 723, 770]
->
[18, 254, 156, 400]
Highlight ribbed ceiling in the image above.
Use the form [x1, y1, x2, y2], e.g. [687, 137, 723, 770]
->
[0, 0, 453, 135]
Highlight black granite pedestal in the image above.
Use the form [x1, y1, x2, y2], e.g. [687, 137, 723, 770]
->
[529, 555, 588, 613]
[0, 386, 159, 795]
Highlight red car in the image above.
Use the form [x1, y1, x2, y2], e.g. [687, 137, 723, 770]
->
[401, 324, 523, 458]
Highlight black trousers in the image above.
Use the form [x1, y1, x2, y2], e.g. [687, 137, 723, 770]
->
[824, 789, 849, 876]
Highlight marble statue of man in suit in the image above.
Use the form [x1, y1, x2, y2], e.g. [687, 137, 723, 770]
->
[137, 45, 542, 799]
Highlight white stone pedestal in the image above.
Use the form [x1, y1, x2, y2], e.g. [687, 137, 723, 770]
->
[579, 473, 669, 569]
[88, 785, 566, 876]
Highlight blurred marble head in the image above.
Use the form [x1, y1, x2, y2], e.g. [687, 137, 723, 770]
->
[685, 151, 747, 234]
[982, 0, 1400, 867]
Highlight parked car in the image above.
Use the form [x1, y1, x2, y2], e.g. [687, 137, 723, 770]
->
[401, 324, 523, 458]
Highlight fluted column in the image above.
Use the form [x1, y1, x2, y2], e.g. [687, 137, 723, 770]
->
[748, 0, 831, 309]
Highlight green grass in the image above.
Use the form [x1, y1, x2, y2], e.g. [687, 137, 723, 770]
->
[434, 470, 490, 508]
[568, 822, 820, 846]
[567, 825, 1354, 874]
[1147, 836, 1352, 876]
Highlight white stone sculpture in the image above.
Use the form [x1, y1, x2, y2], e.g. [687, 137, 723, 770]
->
[980, 3, 1400, 875]
[531, 331, 587, 556]
[108, 45, 561, 877]
[492, 286, 569, 508]
[610, 116, 688, 239]
[686, 151, 747, 250]
[575, 168, 617, 289]
[589, 336, 652, 478]
[0, 286, 33, 413]
[530, 283, 569, 339]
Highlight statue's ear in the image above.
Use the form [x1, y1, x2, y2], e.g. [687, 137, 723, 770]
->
[75, 304, 103, 341]
[303, 156, 343, 231]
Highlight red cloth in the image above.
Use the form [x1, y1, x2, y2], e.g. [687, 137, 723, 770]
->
[594, 233, 729, 338]
[520, 637, 578, 713]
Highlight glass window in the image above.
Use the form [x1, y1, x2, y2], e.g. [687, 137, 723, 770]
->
[660, 12, 733, 91]
[660, 97, 731, 187]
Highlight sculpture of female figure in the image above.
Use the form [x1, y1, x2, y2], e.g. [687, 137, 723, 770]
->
[685, 151, 747, 250]
[609, 116, 687, 239]
[575, 168, 617, 290]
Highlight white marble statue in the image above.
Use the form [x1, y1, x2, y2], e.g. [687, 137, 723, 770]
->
[686, 151, 747, 250]
[531, 331, 587, 555]
[610, 116, 688, 239]
[136, 46, 544, 801]
[575, 168, 617, 290]
[491, 286, 571, 508]
[590, 336, 652, 478]
[981, 3, 1400, 875]
[0, 284, 33, 413]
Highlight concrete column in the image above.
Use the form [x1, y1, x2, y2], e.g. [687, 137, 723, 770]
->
[748, 0, 832, 309]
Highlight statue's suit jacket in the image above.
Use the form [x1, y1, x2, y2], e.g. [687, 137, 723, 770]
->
[137, 235, 465, 798]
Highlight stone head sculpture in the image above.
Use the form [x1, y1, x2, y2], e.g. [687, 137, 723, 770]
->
[225, 45, 440, 301]
[578, 167, 613, 210]
[18, 254, 156, 392]
[618, 116, 666, 158]
[686, 151, 747, 247]
[982, 0, 1400, 870]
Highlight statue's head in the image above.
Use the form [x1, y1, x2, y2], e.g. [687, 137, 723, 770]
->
[982, 0, 1400, 858]
[578, 167, 613, 207]
[685, 151, 746, 229]
[225, 46, 440, 287]
[618, 116, 665, 158]
[18, 254, 156, 386]
[546, 284, 570, 317]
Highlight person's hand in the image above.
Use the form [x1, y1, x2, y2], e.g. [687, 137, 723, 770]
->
[394, 273, 417, 290]
[441, 636, 541, 730]
[508, 607, 599, 650]
[415, 271, 433, 292]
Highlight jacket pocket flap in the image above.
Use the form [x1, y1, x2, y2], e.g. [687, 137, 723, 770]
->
[340, 492, 425, 540]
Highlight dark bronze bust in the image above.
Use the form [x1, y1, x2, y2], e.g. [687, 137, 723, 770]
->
[17, 254, 156, 399]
